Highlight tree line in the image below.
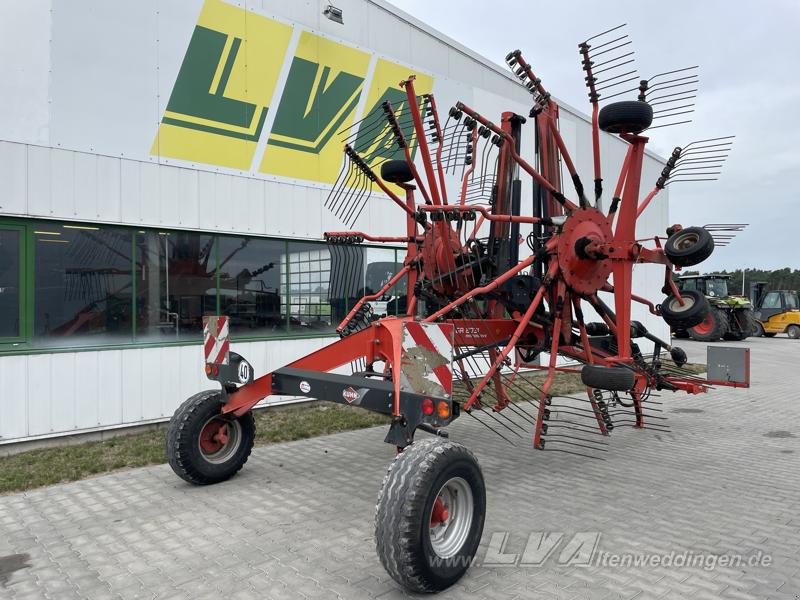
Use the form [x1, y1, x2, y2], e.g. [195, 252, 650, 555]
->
[680, 268, 800, 297]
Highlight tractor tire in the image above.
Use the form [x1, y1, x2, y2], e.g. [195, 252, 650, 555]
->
[166, 390, 255, 485]
[381, 160, 414, 184]
[723, 310, 755, 341]
[664, 227, 715, 267]
[580, 365, 636, 391]
[598, 100, 653, 134]
[688, 308, 728, 342]
[660, 289, 710, 328]
[375, 438, 486, 594]
[788, 325, 800, 339]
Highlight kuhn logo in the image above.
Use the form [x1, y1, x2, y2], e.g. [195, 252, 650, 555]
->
[342, 387, 360, 404]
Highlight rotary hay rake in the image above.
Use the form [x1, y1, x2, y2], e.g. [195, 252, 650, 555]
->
[166, 25, 749, 594]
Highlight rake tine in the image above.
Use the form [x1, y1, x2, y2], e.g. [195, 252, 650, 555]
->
[543, 433, 609, 449]
[584, 23, 627, 43]
[546, 422, 609, 437]
[652, 109, 695, 120]
[481, 407, 525, 438]
[647, 120, 693, 130]
[588, 34, 629, 53]
[466, 410, 517, 446]
[505, 402, 538, 426]
[543, 437, 608, 452]
[592, 51, 636, 70]
[543, 447, 606, 461]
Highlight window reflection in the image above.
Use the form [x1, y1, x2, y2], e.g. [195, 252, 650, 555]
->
[0, 229, 21, 338]
[135, 231, 216, 340]
[218, 236, 287, 335]
[287, 242, 337, 333]
[34, 225, 132, 344]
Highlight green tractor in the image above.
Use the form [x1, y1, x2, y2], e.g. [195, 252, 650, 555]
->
[671, 274, 755, 342]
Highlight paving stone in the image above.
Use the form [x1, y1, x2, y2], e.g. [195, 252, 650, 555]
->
[0, 338, 797, 599]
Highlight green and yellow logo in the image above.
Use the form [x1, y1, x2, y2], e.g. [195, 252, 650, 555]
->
[152, 0, 433, 184]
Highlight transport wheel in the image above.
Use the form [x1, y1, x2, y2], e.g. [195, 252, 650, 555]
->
[166, 390, 255, 485]
[788, 325, 800, 339]
[375, 438, 486, 593]
[660, 290, 710, 328]
[664, 227, 715, 267]
[689, 308, 727, 342]
[381, 160, 414, 184]
[598, 100, 653, 134]
[580, 365, 636, 391]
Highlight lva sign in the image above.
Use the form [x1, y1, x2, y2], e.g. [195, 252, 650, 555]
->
[151, 0, 434, 184]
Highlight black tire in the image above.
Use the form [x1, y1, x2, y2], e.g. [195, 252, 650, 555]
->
[660, 289, 710, 328]
[669, 346, 688, 367]
[381, 160, 414, 184]
[375, 438, 486, 594]
[166, 390, 256, 485]
[664, 227, 715, 267]
[581, 365, 636, 391]
[598, 100, 653, 134]
[788, 325, 800, 339]
[723, 310, 754, 341]
[689, 308, 728, 342]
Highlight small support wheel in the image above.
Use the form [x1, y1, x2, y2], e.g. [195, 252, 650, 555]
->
[664, 227, 715, 267]
[381, 160, 414, 184]
[660, 289, 710, 328]
[788, 325, 800, 339]
[375, 438, 486, 593]
[581, 365, 636, 391]
[166, 390, 255, 485]
[598, 100, 653, 134]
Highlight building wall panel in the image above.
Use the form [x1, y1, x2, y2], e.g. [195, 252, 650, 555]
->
[0, 142, 28, 215]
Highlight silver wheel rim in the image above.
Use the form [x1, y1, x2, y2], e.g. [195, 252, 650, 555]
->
[669, 296, 695, 313]
[674, 231, 699, 250]
[429, 476, 474, 559]
[198, 417, 242, 464]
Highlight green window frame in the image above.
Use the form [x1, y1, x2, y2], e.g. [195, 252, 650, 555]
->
[0, 217, 404, 356]
[0, 219, 31, 345]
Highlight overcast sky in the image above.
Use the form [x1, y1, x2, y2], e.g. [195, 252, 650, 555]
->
[387, 0, 799, 272]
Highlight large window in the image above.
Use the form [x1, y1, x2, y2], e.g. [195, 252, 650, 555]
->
[33, 224, 133, 346]
[0, 218, 404, 352]
[219, 236, 287, 336]
[0, 228, 21, 338]
[135, 231, 217, 341]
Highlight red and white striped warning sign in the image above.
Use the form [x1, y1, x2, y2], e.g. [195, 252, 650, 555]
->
[203, 316, 230, 365]
[401, 322, 454, 396]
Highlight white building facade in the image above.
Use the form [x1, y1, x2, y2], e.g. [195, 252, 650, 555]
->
[0, 0, 669, 445]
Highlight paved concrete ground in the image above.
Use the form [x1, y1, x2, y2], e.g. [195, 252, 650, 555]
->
[1, 337, 798, 600]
